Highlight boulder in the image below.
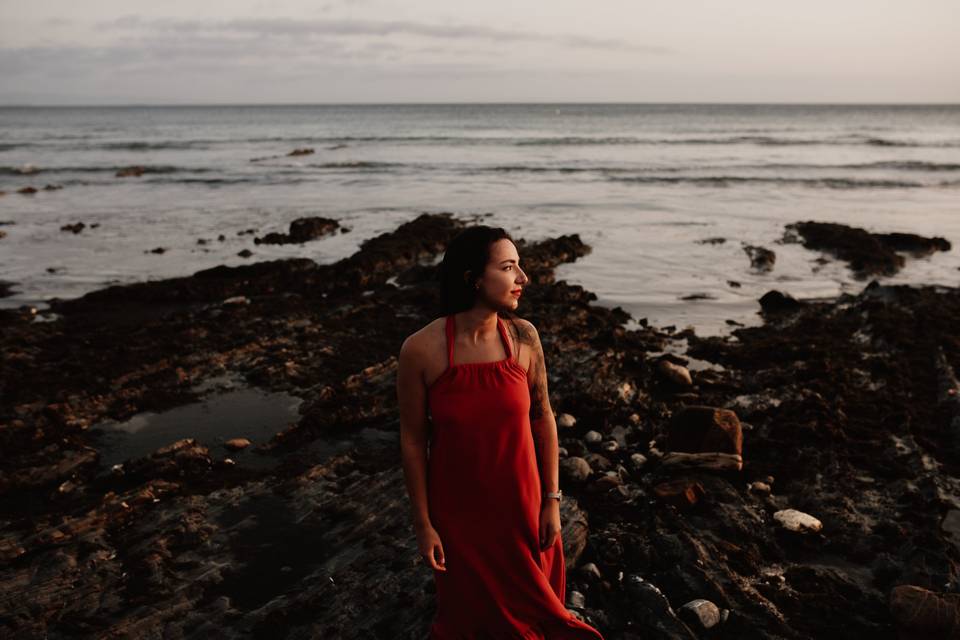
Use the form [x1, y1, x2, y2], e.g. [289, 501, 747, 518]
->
[653, 479, 705, 509]
[889, 584, 960, 638]
[667, 405, 741, 454]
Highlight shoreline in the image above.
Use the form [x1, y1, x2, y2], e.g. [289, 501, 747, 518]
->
[1, 212, 959, 637]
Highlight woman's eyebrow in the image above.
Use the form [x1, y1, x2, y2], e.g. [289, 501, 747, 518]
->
[500, 259, 520, 264]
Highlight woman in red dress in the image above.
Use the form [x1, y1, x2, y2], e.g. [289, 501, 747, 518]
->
[398, 226, 606, 639]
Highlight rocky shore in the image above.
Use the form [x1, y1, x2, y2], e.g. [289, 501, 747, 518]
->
[1, 213, 959, 639]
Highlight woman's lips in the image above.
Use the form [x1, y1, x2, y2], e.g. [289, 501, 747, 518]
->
[511, 289, 522, 296]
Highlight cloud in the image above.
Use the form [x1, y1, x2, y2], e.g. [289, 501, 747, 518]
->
[96, 15, 668, 54]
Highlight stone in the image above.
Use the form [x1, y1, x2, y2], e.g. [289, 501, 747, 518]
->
[657, 359, 693, 386]
[629, 453, 648, 470]
[583, 453, 611, 472]
[625, 575, 673, 615]
[889, 584, 960, 637]
[743, 244, 776, 272]
[578, 562, 602, 582]
[653, 479, 705, 509]
[60, 222, 85, 234]
[666, 405, 742, 457]
[773, 509, 822, 534]
[601, 440, 619, 453]
[560, 457, 592, 484]
[591, 473, 623, 492]
[584, 430, 602, 444]
[749, 481, 772, 494]
[759, 290, 804, 314]
[223, 438, 251, 451]
[254, 216, 339, 246]
[557, 413, 577, 429]
[567, 590, 586, 610]
[677, 599, 722, 630]
[609, 425, 630, 448]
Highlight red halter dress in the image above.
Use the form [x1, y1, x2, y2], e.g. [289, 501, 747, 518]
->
[426, 314, 605, 639]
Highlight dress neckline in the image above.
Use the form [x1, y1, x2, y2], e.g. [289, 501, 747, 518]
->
[427, 314, 525, 392]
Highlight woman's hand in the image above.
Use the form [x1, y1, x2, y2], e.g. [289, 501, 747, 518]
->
[415, 523, 447, 571]
[539, 501, 561, 551]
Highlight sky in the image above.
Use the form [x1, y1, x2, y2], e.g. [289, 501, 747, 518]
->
[1, 0, 958, 105]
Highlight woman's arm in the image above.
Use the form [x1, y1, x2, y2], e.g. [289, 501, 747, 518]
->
[397, 336, 432, 532]
[517, 319, 563, 550]
[519, 320, 561, 496]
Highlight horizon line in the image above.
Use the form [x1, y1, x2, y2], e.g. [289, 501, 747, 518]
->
[1, 100, 959, 108]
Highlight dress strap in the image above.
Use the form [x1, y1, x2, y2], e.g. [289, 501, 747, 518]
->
[445, 315, 456, 368]
[496, 317, 513, 360]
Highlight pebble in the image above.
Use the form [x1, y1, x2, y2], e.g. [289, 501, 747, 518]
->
[773, 509, 822, 533]
[657, 360, 693, 386]
[566, 590, 586, 610]
[625, 575, 673, 615]
[677, 599, 722, 630]
[578, 562, 602, 582]
[629, 453, 648, 470]
[584, 430, 602, 444]
[601, 440, 619, 452]
[224, 438, 252, 451]
[557, 413, 577, 428]
[559, 457, 592, 484]
[749, 481, 772, 494]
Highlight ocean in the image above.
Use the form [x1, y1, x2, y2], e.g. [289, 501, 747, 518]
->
[1, 103, 958, 336]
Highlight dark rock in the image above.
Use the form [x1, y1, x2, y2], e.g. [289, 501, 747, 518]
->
[287, 148, 315, 156]
[60, 222, 86, 234]
[784, 220, 950, 279]
[116, 166, 146, 177]
[653, 479, 705, 508]
[560, 457, 592, 484]
[889, 585, 960, 638]
[677, 599, 722, 630]
[758, 289, 803, 314]
[666, 405, 742, 456]
[743, 244, 776, 272]
[254, 216, 340, 246]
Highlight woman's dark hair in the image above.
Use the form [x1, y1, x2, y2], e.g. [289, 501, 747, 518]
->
[437, 225, 515, 316]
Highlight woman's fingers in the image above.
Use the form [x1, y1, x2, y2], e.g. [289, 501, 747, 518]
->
[432, 545, 446, 571]
[426, 543, 446, 571]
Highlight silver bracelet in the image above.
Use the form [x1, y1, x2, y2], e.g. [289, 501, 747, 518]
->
[544, 489, 562, 501]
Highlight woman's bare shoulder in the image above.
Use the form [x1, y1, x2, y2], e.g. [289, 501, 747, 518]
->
[505, 316, 539, 344]
[400, 317, 446, 357]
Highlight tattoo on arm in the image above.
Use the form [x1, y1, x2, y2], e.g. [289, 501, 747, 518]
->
[510, 319, 548, 424]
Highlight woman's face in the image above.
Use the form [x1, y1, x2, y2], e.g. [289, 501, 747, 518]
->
[475, 239, 528, 310]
